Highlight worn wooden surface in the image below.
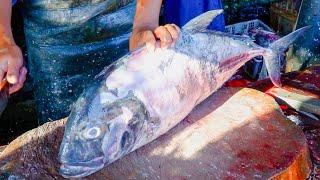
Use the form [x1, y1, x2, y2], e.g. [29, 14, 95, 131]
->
[248, 65, 320, 178]
[0, 146, 5, 154]
[0, 88, 311, 179]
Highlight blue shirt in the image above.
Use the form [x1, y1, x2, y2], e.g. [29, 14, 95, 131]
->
[163, 0, 225, 31]
[12, 0, 17, 5]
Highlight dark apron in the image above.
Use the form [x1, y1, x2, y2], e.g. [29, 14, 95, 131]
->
[23, 0, 135, 124]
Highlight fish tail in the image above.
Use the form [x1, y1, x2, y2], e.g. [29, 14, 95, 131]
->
[263, 26, 311, 87]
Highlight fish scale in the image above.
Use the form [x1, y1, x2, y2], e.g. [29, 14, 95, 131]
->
[58, 9, 310, 178]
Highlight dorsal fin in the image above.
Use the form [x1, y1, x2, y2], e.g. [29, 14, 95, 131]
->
[182, 9, 224, 32]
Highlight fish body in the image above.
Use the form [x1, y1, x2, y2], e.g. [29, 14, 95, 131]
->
[58, 10, 309, 178]
[249, 28, 280, 47]
[244, 28, 282, 80]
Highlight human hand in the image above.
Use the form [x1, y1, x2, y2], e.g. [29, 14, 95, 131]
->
[0, 44, 27, 94]
[130, 24, 181, 52]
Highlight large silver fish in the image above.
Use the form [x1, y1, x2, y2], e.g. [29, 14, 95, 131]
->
[58, 10, 309, 178]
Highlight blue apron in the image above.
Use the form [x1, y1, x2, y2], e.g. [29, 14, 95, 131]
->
[163, 0, 225, 31]
[23, 0, 135, 123]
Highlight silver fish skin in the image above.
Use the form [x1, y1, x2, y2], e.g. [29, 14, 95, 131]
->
[58, 10, 310, 178]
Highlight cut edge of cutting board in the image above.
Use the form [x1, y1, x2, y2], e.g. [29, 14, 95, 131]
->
[272, 143, 312, 179]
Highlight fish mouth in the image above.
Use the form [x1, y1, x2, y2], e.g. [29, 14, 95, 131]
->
[59, 157, 104, 178]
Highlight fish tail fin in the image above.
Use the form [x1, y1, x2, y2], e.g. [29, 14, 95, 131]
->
[263, 26, 311, 87]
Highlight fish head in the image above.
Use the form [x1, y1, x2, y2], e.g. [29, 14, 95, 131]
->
[59, 84, 148, 178]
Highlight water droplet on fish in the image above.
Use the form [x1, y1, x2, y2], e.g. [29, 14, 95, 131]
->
[141, 172, 149, 178]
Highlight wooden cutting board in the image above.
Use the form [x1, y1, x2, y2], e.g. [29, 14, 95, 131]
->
[0, 88, 311, 179]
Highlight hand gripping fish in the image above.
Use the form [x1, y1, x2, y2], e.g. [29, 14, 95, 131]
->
[58, 10, 310, 178]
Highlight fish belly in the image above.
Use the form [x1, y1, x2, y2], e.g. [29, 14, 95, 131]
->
[128, 49, 218, 149]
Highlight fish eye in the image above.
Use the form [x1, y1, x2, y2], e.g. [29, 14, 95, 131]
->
[83, 127, 101, 140]
[120, 131, 130, 149]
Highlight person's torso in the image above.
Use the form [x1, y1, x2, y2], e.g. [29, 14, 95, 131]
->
[163, 0, 225, 31]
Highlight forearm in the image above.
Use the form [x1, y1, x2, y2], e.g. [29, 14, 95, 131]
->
[130, 0, 179, 51]
[0, 0, 15, 47]
[132, 0, 162, 34]
[0, 1, 28, 94]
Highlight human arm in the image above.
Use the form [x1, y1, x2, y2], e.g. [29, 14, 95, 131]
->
[0, 0, 27, 94]
[129, 0, 180, 52]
